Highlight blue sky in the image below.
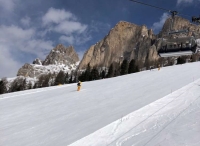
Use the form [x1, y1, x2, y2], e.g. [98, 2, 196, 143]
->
[0, 0, 199, 78]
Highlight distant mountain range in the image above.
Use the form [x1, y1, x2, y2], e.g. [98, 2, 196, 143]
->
[0, 16, 199, 84]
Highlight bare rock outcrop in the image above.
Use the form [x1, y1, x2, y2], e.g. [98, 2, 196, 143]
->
[78, 21, 158, 70]
[33, 58, 42, 65]
[17, 63, 36, 77]
[43, 45, 79, 66]
[17, 17, 200, 78]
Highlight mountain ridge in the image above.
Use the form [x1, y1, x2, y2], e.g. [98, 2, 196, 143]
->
[17, 44, 79, 78]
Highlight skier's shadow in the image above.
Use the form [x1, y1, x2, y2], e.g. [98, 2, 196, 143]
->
[70, 89, 86, 92]
[71, 90, 78, 92]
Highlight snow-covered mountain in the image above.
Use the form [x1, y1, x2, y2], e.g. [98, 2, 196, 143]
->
[1, 62, 200, 146]
[17, 44, 79, 78]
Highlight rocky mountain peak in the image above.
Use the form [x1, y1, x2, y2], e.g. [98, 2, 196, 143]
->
[43, 45, 79, 66]
[17, 44, 79, 78]
[78, 21, 158, 70]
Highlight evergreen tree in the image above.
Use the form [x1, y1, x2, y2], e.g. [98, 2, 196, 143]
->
[33, 83, 38, 89]
[128, 59, 136, 73]
[38, 75, 45, 87]
[135, 65, 139, 72]
[158, 58, 165, 67]
[191, 54, 199, 62]
[144, 59, 150, 70]
[27, 82, 32, 89]
[114, 62, 121, 77]
[42, 74, 51, 87]
[167, 58, 175, 66]
[177, 57, 185, 64]
[85, 63, 91, 81]
[64, 73, 69, 84]
[107, 63, 114, 78]
[101, 70, 106, 79]
[120, 59, 129, 75]
[10, 77, 24, 92]
[91, 67, 99, 80]
[0, 79, 7, 94]
[69, 75, 73, 83]
[55, 70, 65, 85]
[114, 69, 120, 77]
[0, 80, 4, 94]
[73, 75, 77, 83]
[72, 71, 78, 83]
[21, 79, 27, 90]
[78, 71, 85, 82]
[48, 73, 54, 86]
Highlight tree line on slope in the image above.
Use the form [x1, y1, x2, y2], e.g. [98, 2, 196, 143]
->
[0, 54, 199, 95]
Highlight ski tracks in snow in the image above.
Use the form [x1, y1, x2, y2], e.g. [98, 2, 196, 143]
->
[112, 80, 200, 146]
[69, 79, 200, 146]
[111, 79, 200, 146]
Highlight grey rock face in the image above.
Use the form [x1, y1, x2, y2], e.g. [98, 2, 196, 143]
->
[43, 44, 79, 66]
[33, 58, 42, 65]
[17, 64, 35, 77]
[78, 17, 200, 70]
[78, 21, 158, 70]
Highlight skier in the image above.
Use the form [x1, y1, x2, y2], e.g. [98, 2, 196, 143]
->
[158, 64, 160, 71]
[77, 81, 81, 91]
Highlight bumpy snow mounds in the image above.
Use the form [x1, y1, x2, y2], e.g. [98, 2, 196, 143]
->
[1, 62, 200, 146]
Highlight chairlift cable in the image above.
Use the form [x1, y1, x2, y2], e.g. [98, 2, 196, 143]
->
[129, 0, 192, 18]
[129, 0, 200, 58]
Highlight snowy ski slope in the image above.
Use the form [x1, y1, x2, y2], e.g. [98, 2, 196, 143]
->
[1, 62, 200, 146]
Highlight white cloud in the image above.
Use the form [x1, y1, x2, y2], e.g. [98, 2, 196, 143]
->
[59, 35, 74, 44]
[54, 21, 87, 34]
[0, 25, 54, 78]
[0, 25, 53, 56]
[0, 25, 34, 41]
[0, 47, 21, 78]
[42, 8, 89, 46]
[152, 13, 169, 33]
[20, 16, 31, 27]
[24, 39, 54, 59]
[177, 0, 193, 5]
[59, 34, 91, 46]
[0, 7, 92, 78]
[42, 7, 76, 26]
[42, 8, 88, 35]
[0, 0, 16, 11]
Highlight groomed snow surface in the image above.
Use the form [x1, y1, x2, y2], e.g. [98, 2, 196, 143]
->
[1, 62, 200, 146]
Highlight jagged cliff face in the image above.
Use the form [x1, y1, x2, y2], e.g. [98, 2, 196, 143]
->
[17, 17, 200, 77]
[17, 45, 79, 78]
[43, 45, 79, 66]
[78, 21, 158, 70]
[79, 17, 200, 70]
